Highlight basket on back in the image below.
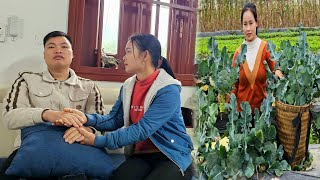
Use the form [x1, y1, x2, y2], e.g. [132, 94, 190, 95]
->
[275, 101, 311, 166]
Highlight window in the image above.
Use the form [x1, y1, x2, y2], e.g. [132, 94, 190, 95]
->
[68, 0, 198, 85]
[102, 1, 120, 56]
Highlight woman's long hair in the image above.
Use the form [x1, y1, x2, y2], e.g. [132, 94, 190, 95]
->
[128, 33, 176, 79]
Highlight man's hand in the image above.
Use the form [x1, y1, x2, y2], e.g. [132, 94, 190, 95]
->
[42, 110, 78, 125]
[54, 108, 87, 128]
[77, 127, 96, 146]
[63, 127, 93, 144]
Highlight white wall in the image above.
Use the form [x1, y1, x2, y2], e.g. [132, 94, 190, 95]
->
[0, 0, 195, 107]
[0, 0, 69, 87]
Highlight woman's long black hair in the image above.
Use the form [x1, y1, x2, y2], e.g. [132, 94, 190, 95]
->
[128, 33, 176, 79]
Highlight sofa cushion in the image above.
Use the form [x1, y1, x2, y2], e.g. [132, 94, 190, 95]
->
[0, 103, 18, 158]
[5, 123, 114, 179]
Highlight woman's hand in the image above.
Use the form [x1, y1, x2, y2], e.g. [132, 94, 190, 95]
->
[54, 108, 87, 128]
[275, 69, 284, 79]
[77, 127, 96, 146]
[63, 126, 94, 144]
[64, 127, 85, 144]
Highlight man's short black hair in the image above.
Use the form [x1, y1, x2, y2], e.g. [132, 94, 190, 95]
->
[43, 31, 72, 47]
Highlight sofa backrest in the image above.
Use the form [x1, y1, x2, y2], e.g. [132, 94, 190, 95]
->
[0, 87, 18, 157]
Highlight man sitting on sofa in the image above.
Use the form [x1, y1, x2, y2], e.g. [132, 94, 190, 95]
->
[0, 31, 106, 179]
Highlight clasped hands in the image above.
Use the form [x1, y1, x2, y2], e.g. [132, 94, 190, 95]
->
[45, 108, 95, 145]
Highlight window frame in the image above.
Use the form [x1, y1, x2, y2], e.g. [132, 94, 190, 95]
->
[68, 0, 198, 85]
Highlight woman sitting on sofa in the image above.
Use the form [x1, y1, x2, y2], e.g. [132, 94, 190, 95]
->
[56, 33, 194, 180]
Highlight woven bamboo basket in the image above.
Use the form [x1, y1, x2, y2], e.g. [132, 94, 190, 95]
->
[275, 101, 311, 166]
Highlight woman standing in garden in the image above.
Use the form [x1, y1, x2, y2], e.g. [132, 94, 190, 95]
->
[231, 2, 283, 111]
